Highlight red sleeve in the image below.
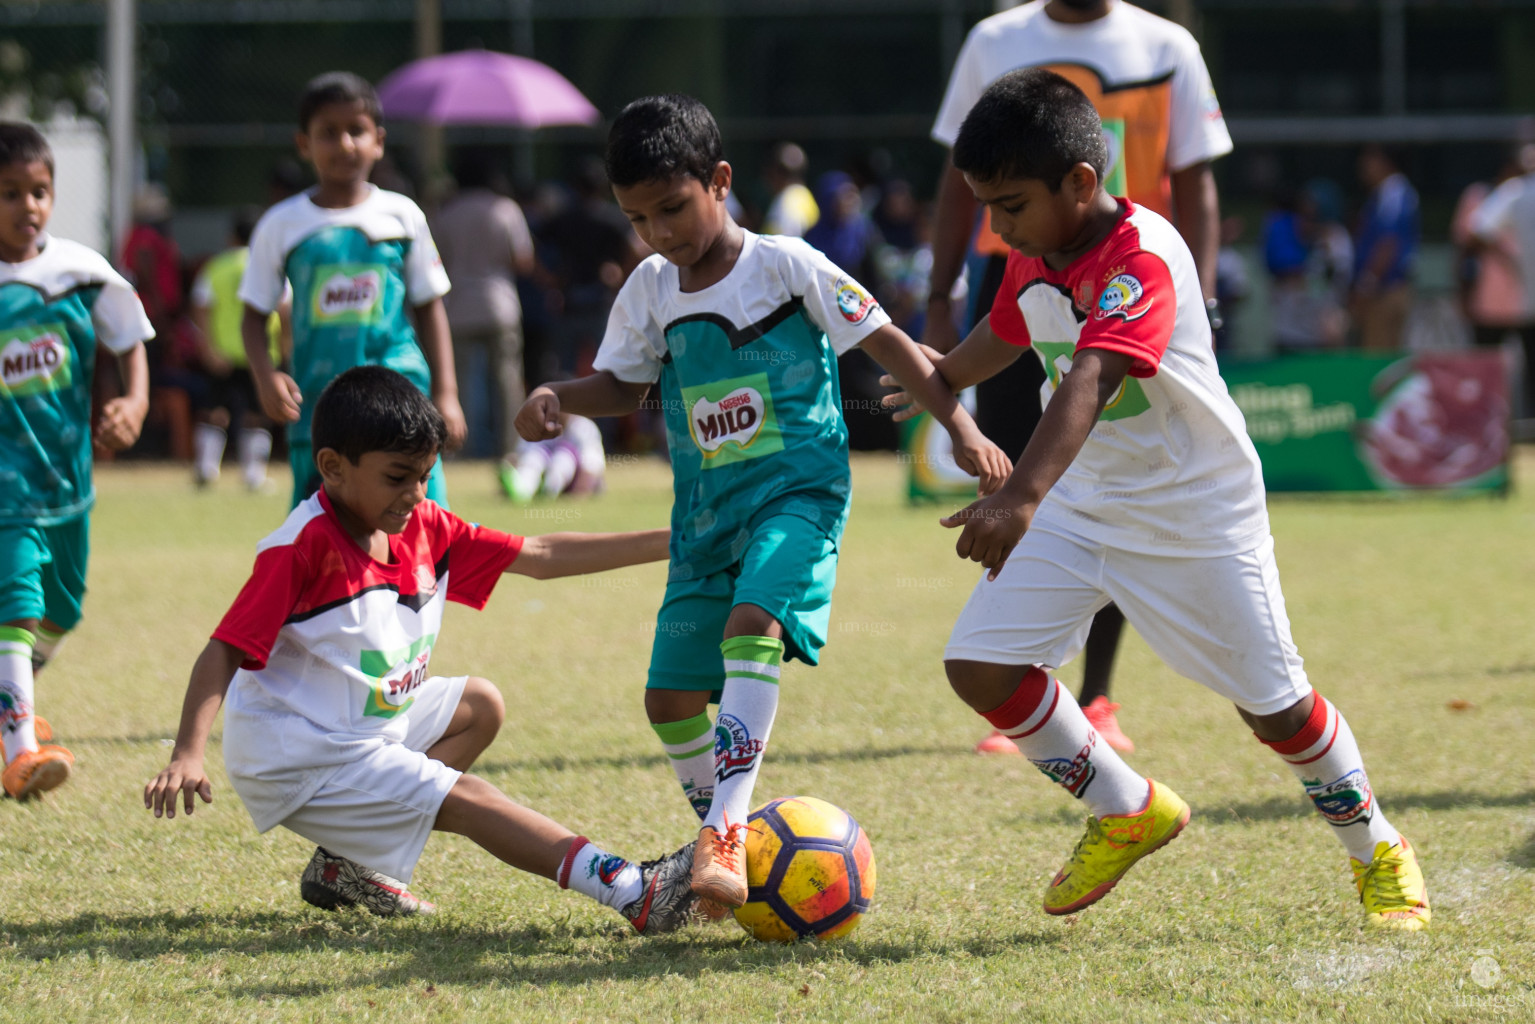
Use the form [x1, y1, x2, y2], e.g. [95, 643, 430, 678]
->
[437, 508, 525, 609]
[1077, 249, 1176, 377]
[986, 251, 1033, 348]
[211, 544, 310, 670]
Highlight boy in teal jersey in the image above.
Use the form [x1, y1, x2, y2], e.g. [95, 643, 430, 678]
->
[239, 72, 467, 509]
[516, 95, 1010, 910]
[0, 122, 153, 799]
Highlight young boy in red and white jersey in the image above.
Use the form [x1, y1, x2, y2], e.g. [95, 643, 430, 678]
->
[890, 70, 1429, 930]
[145, 366, 698, 933]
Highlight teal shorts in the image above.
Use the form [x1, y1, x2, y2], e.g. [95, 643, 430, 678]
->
[0, 516, 90, 631]
[647, 513, 839, 694]
[288, 443, 449, 510]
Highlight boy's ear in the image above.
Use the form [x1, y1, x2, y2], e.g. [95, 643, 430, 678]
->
[1069, 162, 1100, 204]
[711, 160, 733, 201]
[294, 130, 312, 162]
[314, 446, 347, 485]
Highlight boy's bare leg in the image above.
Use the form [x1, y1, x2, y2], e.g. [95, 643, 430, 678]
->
[433, 774, 574, 878]
[425, 676, 505, 771]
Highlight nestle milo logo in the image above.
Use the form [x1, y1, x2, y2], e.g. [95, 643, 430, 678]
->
[0, 324, 72, 396]
[359, 633, 436, 719]
[311, 264, 384, 323]
[682, 372, 783, 467]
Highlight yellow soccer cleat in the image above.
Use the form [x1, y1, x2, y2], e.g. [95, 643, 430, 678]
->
[1352, 836, 1431, 931]
[1043, 779, 1190, 915]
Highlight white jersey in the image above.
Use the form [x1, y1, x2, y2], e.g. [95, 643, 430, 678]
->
[989, 202, 1268, 556]
[933, 0, 1231, 218]
[212, 489, 522, 830]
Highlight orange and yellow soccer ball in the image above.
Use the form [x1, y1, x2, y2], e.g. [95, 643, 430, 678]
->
[732, 796, 876, 942]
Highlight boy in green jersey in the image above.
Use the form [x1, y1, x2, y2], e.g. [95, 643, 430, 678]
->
[516, 95, 1010, 910]
[0, 122, 153, 799]
[239, 72, 466, 508]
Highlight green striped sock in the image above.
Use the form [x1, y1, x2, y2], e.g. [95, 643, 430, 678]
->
[652, 711, 716, 821]
[31, 623, 65, 674]
[706, 635, 784, 830]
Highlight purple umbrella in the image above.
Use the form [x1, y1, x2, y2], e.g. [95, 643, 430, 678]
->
[377, 50, 599, 128]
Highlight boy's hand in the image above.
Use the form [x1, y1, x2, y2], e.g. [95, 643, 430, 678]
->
[95, 394, 149, 452]
[516, 387, 563, 441]
[941, 490, 1032, 581]
[144, 756, 213, 820]
[949, 425, 1013, 496]
[435, 392, 468, 451]
[255, 370, 303, 423]
[878, 344, 946, 423]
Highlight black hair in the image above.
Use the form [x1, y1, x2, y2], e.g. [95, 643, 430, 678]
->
[952, 68, 1106, 191]
[231, 204, 262, 246]
[605, 94, 723, 189]
[298, 71, 383, 131]
[451, 146, 503, 191]
[0, 122, 54, 178]
[311, 366, 445, 464]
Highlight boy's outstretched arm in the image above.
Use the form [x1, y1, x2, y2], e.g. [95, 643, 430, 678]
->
[943, 347, 1134, 579]
[414, 297, 468, 451]
[510, 529, 670, 580]
[244, 305, 302, 423]
[516, 372, 651, 442]
[144, 640, 245, 820]
[859, 324, 1012, 493]
[95, 342, 150, 451]
[879, 316, 1025, 421]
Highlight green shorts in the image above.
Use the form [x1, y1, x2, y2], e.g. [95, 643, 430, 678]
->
[647, 513, 838, 695]
[288, 443, 449, 510]
[0, 516, 90, 631]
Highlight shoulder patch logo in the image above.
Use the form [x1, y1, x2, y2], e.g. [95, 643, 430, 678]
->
[1096, 272, 1152, 323]
[833, 275, 878, 324]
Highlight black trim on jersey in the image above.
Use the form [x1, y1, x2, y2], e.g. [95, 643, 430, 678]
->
[662, 297, 806, 353]
[1040, 62, 1176, 95]
[1017, 278, 1087, 324]
[284, 554, 450, 623]
[0, 279, 107, 306]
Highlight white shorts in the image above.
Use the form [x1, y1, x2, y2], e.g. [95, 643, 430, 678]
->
[276, 674, 468, 883]
[944, 525, 1312, 716]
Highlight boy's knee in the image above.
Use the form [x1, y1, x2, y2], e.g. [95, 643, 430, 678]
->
[645, 687, 709, 725]
[463, 676, 506, 730]
[946, 659, 1029, 714]
[1238, 691, 1315, 743]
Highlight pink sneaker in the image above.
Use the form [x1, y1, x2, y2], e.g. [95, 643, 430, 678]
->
[974, 729, 1021, 755]
[1082, 696, 1135, 753]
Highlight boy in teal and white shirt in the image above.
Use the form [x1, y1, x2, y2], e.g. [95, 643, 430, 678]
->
[0, 122, 153, 799]
[516, 95, 1010, 911]
[240, 71, 466, 508]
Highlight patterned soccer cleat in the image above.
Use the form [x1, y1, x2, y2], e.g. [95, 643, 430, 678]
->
[299, 847, 436, 917]
[1081, 696, 1135, 753]
[621, 841, 699, 935]
[1043, 779, 1190, 915]
[2, 744, 73, 801]
[692, 822, 749, 908]
[1353, 836, 1431, 931]
[0, 715, 53, 762]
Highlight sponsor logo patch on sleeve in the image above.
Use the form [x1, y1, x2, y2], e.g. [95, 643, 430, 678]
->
[1095, 271, 1152, 323]
[833, 275, 879, 324]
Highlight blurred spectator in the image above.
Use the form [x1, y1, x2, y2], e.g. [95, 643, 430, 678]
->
[1458, 150, 1529, 346]
[872, 181, 934, 336]
[434, 147, 537, 475]
[539, 157, 639, 376]
[1263, 181, 1350, 353]
[269, 158, 308, 204]
[1468, 143, 1535, 415]
[187, 206, 286, 490]
[501, 412, 606, 502]
[761, 142, 819, 237]
[1213, 215, 1249, 352]
[805, 170, 879, 283]
[1352, 145, 1419, 351]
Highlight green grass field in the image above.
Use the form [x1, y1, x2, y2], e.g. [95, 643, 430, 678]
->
[2, 453, 1532, 1023]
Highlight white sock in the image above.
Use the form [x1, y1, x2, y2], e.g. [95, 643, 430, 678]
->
[652, 711, 715, 821]
[0, 627, 39, 765]
[542, 445, 579, 496]
[982, 667, 1150, 818]
[1261, 693, 1401, 862]
[193, 423, 226, 482]
[238, 428, 272, 489]
[557, 837, 643, 909]
[703, 635, 783, 832]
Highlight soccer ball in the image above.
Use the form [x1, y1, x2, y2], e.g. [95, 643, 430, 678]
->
[732, 796, 876, 942]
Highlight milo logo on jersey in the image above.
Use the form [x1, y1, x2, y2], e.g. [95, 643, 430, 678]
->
[1032, 340, 1151, 422]
[359, 633, 436, 719]
[311, 263, 385, 325]
[0, 324, 72, 397]
[683, 372, 784, 468]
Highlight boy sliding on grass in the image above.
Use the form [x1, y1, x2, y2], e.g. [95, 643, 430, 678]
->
[146, 366, 697, 932]
[890, 70, 1429, 929]
[516, 95, 1010, 913]
[0, 122, 153, 799]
